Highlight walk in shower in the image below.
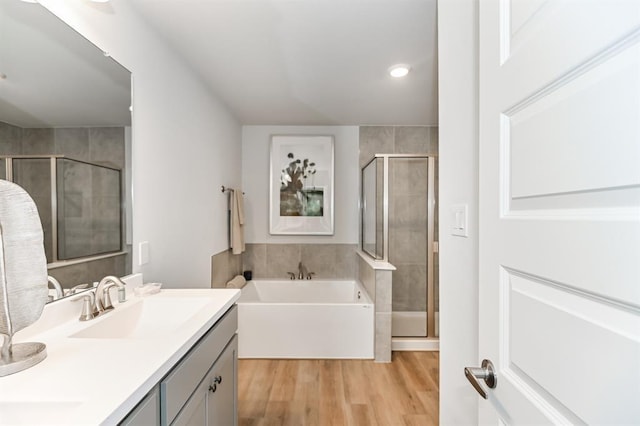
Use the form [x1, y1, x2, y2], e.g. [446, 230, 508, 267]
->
[361, 154, 438, 338]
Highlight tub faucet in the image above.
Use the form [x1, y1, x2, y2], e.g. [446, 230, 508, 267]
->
[298, 262, 308, 280]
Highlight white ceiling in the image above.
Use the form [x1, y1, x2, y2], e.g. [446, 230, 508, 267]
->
[129, 0, 438, 126]
[0, 0, 131, 128]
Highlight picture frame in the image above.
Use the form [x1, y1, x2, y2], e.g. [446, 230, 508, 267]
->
[269, 135, 334, 235]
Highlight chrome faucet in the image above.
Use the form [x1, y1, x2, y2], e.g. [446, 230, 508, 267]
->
[286, 271, 296, 280]
[94, 276, 126, 314]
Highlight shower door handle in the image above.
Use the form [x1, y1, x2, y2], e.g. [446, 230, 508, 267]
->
[464, 359, 497, 399]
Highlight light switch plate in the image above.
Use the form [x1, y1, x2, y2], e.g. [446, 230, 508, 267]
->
[139, 241, 149, 265]
[451, 204, 468, 237]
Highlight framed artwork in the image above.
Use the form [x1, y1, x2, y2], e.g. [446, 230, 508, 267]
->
[269, 135, 334, 235]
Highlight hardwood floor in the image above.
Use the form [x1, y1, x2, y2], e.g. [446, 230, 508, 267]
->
[238, 352, 439, 426]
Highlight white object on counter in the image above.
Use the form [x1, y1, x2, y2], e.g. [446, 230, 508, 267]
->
[133, 282, 162, 297]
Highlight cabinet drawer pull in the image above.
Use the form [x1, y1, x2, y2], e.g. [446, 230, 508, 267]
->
[214, 375, 222, 385]
[208, 384, 217, 393]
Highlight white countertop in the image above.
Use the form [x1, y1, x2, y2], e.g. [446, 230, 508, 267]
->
[0, 288, 240, 425]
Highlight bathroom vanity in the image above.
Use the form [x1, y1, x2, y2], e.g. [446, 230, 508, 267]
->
[0, 286, 240, 425]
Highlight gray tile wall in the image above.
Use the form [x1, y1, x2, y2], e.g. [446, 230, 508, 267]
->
[48, 252, 128, 289]
[210, 249, 243, 288]
[0, 122, 23, 155]
[358, 254, 393, 362]
[359, 126, 438, 168]
[242, 243, 358, 280]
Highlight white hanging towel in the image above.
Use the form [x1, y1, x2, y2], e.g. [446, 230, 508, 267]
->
[230, 189, 245, 254]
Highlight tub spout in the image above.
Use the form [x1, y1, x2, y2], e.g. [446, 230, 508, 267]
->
[298, 262, 308, 280]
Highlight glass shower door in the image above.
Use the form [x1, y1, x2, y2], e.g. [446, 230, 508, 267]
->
[360, 154, 438, 338]
[389, 157, 430, 337]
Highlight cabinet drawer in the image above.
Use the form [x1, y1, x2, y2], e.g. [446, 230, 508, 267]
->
[172, 335, 237, 426]
[161, 305, 237, 425]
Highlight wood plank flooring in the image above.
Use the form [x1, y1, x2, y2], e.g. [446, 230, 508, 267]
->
[238, 352, 439, 426]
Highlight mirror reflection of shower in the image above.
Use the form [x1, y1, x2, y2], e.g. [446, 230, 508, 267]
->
[1, 156, 122, 263]
[361, 153, 439, 338]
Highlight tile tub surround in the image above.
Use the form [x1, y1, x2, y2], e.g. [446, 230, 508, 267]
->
[357, 251, 395, 363]
[242, 243, 358, 280]
[211, 249, 243, 288]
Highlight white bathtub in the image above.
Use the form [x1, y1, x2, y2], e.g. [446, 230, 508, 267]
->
[237, 279, 374, 359]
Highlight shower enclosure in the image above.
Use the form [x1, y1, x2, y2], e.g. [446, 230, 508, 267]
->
[1, 155, 122, 264]
[361, 154, 438, 338]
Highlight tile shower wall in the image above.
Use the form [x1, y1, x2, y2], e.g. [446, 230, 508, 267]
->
[242, 243, 358, 280]
[0, 121, 130, 288]
[359, 126, 439, 314]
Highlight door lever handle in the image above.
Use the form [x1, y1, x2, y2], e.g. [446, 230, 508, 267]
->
[464, 359, 497, 399]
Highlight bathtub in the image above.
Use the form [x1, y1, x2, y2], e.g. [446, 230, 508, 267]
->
[237, 279, 374, 359]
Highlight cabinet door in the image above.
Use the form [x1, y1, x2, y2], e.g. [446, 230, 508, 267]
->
[207, 335, 237, 426]
[120, 386, 160, 426]
[171, 336, 238, 426]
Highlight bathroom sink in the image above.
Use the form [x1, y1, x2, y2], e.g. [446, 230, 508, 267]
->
[0, 401, 84, 423]
[70, 297, 211, 339]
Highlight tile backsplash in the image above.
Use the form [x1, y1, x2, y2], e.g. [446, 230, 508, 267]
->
[243, 243, 358, 280]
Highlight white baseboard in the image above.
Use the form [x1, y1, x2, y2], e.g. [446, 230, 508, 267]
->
[392, 337, 439, 351]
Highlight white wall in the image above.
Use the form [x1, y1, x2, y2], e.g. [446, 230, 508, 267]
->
[242, 126, 359, 244]
[41, 0, 242, 288]
[438, 0, 480, 424]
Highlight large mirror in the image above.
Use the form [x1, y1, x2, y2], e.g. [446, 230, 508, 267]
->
[0, 0, 133, 301]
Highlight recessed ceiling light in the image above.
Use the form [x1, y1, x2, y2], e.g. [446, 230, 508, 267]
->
[389, 64, 410, 78]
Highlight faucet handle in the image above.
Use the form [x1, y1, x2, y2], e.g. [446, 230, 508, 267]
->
[65, 283, 89, 296]
[286, 272, 296, 280]
[71, 292, 96, 321]
[306, 272, 315, 280]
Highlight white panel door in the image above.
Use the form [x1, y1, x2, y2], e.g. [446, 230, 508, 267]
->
[476, 0, 640, 423]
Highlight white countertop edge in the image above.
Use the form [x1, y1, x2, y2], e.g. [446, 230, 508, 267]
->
[356, 250, 396, 271]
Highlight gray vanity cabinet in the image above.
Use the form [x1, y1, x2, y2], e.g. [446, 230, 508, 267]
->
[120, 386, 160, 425]
[120, 305, 238, 426]
[161, 305, 238, 425]
[172, 336, 237, 426]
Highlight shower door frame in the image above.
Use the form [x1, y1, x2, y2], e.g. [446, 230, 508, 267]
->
[1, 155, 124, 265]
[361, 154, 437, 338]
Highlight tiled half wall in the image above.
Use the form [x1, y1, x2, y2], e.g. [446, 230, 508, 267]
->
[211, 243, 358, 287]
